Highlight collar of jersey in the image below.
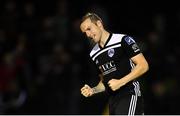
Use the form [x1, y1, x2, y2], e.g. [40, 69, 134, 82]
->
[98, 33, 112, 49]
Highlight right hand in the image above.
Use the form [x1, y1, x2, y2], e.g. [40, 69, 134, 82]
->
[80, 84, 94, 97]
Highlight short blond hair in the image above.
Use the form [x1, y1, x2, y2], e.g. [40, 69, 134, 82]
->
[81, 12, 103, 25]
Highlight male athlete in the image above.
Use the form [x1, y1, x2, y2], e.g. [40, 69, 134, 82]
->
[80, 12, 149, 115]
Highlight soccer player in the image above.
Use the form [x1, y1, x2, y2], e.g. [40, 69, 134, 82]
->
[80, 12, 149, 115]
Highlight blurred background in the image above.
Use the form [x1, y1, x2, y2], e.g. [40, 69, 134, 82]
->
[0, 0, 180, 115]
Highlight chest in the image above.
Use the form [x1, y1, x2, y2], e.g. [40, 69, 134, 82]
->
[93, 46, 129, 75]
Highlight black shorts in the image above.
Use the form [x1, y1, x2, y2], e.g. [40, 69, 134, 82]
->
[108, 92, 144, 115]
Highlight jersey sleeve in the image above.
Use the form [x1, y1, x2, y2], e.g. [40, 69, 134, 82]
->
[121, 35, 141, 58]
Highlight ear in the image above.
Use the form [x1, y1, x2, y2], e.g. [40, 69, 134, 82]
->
[96, 20, 103, 27]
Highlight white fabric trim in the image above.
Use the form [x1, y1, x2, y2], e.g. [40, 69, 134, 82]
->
[92, 44, 121, 61]
[128, 95, 137, 115]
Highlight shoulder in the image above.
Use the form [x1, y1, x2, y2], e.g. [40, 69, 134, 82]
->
[110, 33, 136, 43]
[112, 33, 126, 40]
[121, 34, 137, 45]
[105, 33, 126, 46]
[89, 43, 100, 57]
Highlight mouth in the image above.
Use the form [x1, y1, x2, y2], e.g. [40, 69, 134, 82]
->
[88, 35, 95, 40]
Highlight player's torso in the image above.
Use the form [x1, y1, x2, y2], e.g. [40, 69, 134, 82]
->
[90, 33, 142, 96]
[90, 33, 132, 84]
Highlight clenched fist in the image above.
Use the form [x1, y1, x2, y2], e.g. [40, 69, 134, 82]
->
[80, 84, 94, 97]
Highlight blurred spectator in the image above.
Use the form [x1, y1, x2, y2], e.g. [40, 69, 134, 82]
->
[0, 48, 29, 114]
[0, 0, 179, 114]
[53, 0, 70, 44]
[0, 0, 19, 38]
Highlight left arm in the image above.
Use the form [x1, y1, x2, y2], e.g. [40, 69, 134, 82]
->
[108, 53, 149, 91]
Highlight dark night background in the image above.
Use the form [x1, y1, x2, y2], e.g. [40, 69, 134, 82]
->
[0, 0, 180, 114]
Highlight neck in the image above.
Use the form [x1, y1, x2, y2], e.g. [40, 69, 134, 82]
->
[99, 30, 110, 48]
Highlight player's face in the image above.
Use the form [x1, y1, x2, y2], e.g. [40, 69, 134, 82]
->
[80, 18, 102, 43]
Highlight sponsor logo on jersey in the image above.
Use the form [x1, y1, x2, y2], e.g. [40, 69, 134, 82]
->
[99, 60, 117, 76]
[125, 36, 135, 45]
[108, 49, 115, 57]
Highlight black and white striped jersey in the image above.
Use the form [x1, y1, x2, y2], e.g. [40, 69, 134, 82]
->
[90, 33, 142, 95]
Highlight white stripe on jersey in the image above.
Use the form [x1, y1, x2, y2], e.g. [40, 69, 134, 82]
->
[129, 60, 140, 115]
[133, 81, 141, 96]
[90, 33, 125, 58]
[90, 44, 100, 57]
[92, 44, 121, 61]
[130, 59, 141, 96]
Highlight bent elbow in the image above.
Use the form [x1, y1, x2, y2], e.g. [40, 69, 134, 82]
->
[143, 61, 149, 73]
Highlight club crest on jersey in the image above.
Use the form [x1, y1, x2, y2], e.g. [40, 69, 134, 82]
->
[108, 48, 115, 57]
[125, 36, 135, 45]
